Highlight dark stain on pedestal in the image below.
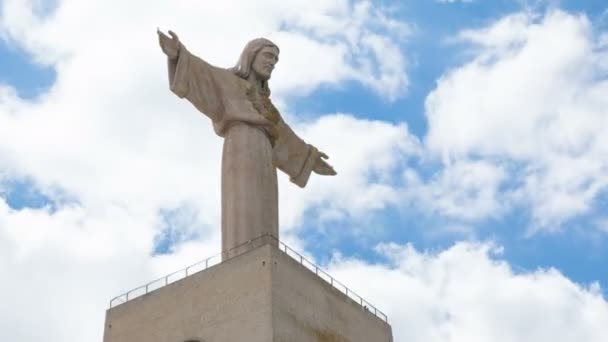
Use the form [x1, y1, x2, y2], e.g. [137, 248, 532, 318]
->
[313, 328, 349, 342]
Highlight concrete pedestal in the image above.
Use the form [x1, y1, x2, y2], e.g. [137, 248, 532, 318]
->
[103, 242, 393, 342]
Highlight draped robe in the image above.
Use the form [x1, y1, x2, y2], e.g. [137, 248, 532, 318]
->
[166, 44, 319, 256]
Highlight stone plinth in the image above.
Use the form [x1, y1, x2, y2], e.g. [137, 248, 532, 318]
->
[103, 242, 393, 342]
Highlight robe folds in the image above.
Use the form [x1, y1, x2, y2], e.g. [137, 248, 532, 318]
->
[167, 44, 319, 255]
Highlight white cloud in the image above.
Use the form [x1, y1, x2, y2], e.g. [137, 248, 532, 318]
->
[0, 0, 410, 100]
[0, 1, 415, 340]
[0, 0, 414, 227]
[403, 159, 507, 222]
[0, 200, 154, 341]
[279, 114, 421, 229]
[595, 217, 608, 234]
[0, 197, 225, 341]
[1, 1, 607, 341]
[327, 241, 608, 342]
[425, 10, 608, 230]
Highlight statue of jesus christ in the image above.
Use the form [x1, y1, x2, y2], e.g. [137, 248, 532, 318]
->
[158, 30, 336, 256]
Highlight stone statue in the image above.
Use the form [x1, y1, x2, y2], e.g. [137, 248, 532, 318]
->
[157, 30, 336, 256]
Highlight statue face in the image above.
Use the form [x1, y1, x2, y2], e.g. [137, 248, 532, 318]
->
[251, 46, 279, 81]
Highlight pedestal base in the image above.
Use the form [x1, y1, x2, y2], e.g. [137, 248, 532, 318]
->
[103, 242, 393, 342]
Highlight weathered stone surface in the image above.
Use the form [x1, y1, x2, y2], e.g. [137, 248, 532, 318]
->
[270, 246, 393, 342]
[103, 242, 393, 342]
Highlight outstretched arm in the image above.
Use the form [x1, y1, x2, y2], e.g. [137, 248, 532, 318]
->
[273, 118, 336, 188]
[157, 29, 223, 122]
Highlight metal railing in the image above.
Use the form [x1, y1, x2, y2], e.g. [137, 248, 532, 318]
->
[109, 234, 388, 323]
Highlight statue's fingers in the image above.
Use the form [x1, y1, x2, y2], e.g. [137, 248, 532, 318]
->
[313, 162, 336, 176]
[320, 160, 336, 175]
[168, 30, 179, 41]
[319, 152, 329, 160]
[323, 166, 337, 176]
[326, 164, 337, 175]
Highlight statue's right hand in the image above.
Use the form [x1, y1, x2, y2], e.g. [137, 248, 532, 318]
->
[158, 29, 180, 60]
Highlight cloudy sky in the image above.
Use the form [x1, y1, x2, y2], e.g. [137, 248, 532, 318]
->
[1, 0, 608, 341]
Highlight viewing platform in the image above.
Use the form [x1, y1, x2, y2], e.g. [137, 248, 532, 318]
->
[104, 234, 393, 342]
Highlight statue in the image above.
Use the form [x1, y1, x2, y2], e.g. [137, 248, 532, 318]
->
[157, 30, 336, 256]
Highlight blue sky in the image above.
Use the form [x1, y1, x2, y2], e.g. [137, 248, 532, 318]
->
[1, 1, 608, 341]
[1, 0, 606, 300]
[290, 0, 608, 292]
[0, 39, 55, 99]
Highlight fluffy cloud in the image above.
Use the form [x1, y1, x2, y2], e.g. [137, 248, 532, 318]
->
[328, 241, 608, 342]
[425, 10, 608, 230]
[0, 0, 410, 100]
[1, 1, 607, 341]
[0, 1, 415, 340]
[0, 197, 225, 341]
[0, 200, 153, 341]
[279, 114, 421, 229]
[403, 159, 507, 222]
[0, 0, 413, 229]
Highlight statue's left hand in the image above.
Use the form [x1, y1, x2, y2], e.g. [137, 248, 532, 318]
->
[313, 152, 337, 176]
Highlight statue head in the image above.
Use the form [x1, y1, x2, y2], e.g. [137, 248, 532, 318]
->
[232, 38, 280, 84]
